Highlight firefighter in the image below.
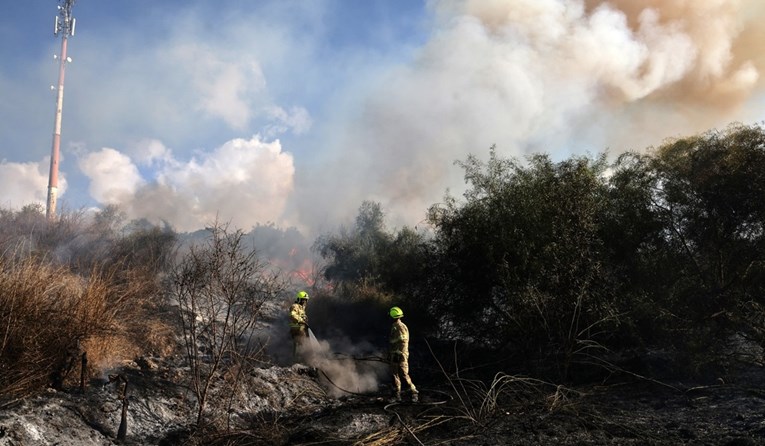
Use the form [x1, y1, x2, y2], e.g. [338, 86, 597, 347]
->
[389, 306, 418, 402]
[289, 290, 310, 360]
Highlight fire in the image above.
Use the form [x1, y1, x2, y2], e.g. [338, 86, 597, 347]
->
[266, 245, 323, 288]
[291, 257, 315, 287]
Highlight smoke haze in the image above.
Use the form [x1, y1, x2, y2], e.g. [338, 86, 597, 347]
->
[301, 337, 385, 398]
[264, 303, 386, 397]
[2, 1, 763, 236]
[297, 0, 765, 230]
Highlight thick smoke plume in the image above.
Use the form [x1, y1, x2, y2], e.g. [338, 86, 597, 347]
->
[297, 0, 765, 229]
[65, 0, 765, 236]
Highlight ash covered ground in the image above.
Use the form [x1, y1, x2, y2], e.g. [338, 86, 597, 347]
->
[2, 301, 765, 445]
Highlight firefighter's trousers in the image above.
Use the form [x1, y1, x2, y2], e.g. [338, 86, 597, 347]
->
[391, 355, 417, 394]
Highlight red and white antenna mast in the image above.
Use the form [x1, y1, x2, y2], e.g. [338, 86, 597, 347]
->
[46, 0, 77, 220]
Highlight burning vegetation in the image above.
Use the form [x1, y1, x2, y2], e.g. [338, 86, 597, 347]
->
[1, 123, 765, 444]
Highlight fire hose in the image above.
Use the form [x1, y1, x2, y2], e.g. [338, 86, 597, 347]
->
[317, 353, 452, 406]
[317, 366, 451, 446]
[314, 353, 452, 445]
[331, 352, 389, 363]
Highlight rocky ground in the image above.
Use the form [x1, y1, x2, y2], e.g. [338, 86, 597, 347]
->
[2, 302, 765, 445]
[1, 353, 764, 445]
[279, 365, 765, 445]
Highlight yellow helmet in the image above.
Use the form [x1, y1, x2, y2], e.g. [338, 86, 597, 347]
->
[296, 290, 309, 300]
[389, 306, 404, 319]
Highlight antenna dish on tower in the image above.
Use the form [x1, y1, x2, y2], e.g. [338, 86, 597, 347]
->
[53, 0, 76, 38]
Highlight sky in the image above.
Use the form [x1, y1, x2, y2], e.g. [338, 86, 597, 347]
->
[1, 0, 764, 236]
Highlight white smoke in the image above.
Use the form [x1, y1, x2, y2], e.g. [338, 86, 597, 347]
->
[79, 148, 145, 204]
[167, 42, 267, 130]
[68, 0, 765, 235]
[295, 0, 765, 229]
[263, 106, 313, 137]
[262, 304, 386, 397]
[130, 139, 173, 165]
[300, 337, 385, 398]
[0, 159, 66, 209]
[79, 135, 295, 232]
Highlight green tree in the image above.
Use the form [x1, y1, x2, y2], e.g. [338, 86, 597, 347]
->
[427, 148, 618, 377]
[635, 124, 765, 364]
[317, 201, 392, 288]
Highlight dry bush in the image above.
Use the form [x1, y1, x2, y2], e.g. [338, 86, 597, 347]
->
[0, 204, 85, 262]
[0, 254, 169, 400]
[170, 221, 287, 426]
[80, 335, 141, 375]
[130, 317, 179, 357]
[347, 279, 397, 305]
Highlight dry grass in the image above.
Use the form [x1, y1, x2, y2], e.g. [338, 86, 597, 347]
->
[350, 414, 458, 446]
[0, 206, 178, 401]
[0, 253, 173, 400]
[425, 340, 584, 426]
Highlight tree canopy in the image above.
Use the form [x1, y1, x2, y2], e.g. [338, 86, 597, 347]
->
[316, 123, 765, 378]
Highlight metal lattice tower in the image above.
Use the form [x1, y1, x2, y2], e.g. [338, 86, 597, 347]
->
[46, 0, 77, 220]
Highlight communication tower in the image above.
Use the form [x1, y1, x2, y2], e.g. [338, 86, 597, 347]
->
[46, 0, 77, 220]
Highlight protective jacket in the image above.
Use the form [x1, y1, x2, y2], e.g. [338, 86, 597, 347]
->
[289, 302, 307, 328]
[389, 318, 417, 398]
[389, 319, 409, 362]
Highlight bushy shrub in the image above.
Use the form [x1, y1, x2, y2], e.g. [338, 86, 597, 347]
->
[314, 123, 765, 380]
[0, 206, 178, 400]
[169, 221, 287, 425]
[0, 257, 165, 399]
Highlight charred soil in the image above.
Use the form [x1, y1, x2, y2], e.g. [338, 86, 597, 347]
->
[1, 353, 765, 445]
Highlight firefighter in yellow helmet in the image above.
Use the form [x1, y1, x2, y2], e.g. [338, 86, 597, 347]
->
[289, 291, 310, 360]
[388, 306, 418, 402]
